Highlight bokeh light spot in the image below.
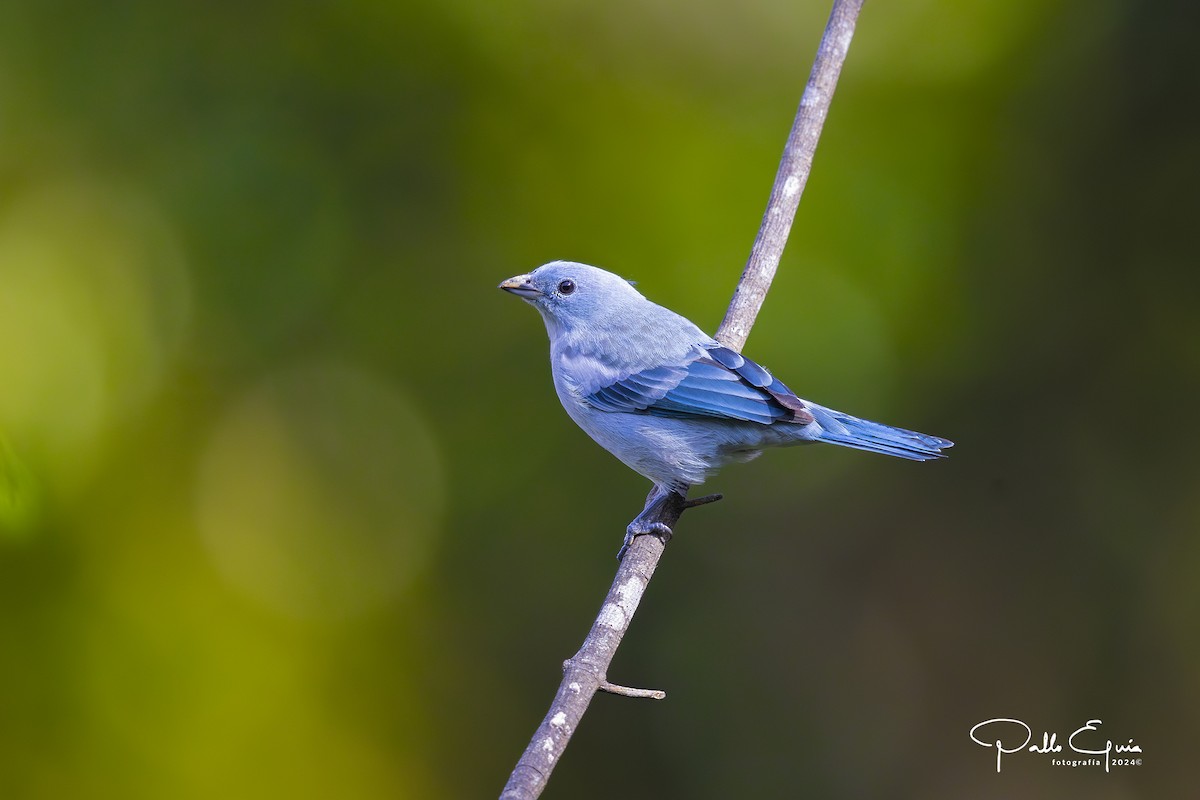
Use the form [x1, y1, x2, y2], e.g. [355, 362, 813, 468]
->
[0, 179, 191, 490]
[196, 362, 445, 619]
[0, 437, 40, 540]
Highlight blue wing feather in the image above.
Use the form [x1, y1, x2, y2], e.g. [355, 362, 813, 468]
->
[707, 347, 745, 370]
[582, 344, 813, 425]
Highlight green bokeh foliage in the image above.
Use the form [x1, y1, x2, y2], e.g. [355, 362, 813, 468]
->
[0, 1, 1196, 797]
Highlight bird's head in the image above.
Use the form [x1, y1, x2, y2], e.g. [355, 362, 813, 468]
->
[499, 261, 644, 335]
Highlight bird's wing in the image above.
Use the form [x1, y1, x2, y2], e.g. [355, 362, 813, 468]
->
[578, 344, 814, 426]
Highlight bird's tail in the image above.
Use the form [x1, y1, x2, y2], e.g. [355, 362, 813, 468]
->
[806, 403, 953, 462]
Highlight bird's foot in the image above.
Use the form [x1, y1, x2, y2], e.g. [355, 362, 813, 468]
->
[616, 485, 723, 560]
[617, 519, 674, 561]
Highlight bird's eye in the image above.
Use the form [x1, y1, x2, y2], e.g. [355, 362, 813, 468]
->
[557, 279, 576, 295]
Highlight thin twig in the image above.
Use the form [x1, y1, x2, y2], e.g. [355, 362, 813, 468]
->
[598, 681, 667, 700]
[499, 3, 864, 798]
[683, 493, 724, 509]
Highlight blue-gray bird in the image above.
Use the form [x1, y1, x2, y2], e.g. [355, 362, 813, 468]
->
[500, 261, 952, 555]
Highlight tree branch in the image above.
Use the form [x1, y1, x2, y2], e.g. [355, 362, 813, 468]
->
[500, 3, 864, 797]
[718, 0, 863, 350]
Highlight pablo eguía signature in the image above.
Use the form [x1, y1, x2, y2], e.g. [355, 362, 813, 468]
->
[969, 718, 1143, 773]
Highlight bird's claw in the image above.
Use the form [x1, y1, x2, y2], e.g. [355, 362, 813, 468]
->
[617, 521, 674, 560]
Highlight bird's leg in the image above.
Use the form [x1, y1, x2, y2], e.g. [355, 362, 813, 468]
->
[618, 484, 686, 560]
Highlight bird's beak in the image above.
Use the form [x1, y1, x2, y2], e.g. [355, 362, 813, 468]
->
[499, 274, 543, 299]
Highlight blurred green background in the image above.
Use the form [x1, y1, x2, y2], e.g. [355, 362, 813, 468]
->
[0, 0, 1196, 797]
